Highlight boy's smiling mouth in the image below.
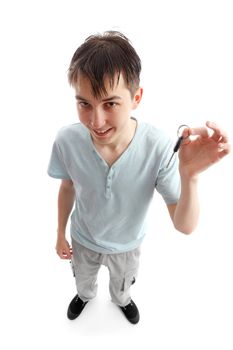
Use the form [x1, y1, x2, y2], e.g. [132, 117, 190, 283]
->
[92, 127, 114, 137]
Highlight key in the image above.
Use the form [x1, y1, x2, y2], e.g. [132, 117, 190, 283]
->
[166, 136, 183, 168]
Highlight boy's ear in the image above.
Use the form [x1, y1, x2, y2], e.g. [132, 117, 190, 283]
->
[132, 87, 143, 109]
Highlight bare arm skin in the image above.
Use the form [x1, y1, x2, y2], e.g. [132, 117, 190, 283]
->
[56, 179, 75, 259]
[167, 177, 199, 234]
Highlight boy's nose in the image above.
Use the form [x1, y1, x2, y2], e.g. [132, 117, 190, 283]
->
[90, 109, 106, 129]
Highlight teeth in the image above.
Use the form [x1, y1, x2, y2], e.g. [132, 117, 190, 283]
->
[95, 129, 110, 134]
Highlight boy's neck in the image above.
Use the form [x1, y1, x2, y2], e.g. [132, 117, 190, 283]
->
[93, 118, 137, 166]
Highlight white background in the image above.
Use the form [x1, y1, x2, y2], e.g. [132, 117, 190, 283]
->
[0, 0, 232, 348]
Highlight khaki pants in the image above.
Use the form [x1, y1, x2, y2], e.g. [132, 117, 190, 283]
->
[71, 238, 140, 307]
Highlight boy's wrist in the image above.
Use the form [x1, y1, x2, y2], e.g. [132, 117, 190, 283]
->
[57, 228, 66, 237]
[179, 166, 199, 184]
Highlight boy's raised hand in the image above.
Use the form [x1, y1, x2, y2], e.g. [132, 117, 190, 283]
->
[179, 121, 230, 179]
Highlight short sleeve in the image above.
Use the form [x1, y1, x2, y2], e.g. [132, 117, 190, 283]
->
[47, 141, 71, 180]
[155, 150, 181, 205]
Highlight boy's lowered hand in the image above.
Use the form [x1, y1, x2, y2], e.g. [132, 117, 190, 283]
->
[56, 236, 73, 259]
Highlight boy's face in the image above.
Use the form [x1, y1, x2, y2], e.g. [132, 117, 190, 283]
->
[74, 73, 142, 148]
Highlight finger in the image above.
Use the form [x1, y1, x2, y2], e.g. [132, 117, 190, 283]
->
[57, 249, 72, 259]
[189, 126, 210, 138]
[206, 121, 229, 143]
[181, 127, 190, 139]
[218, 143, 231, 157]
[61, 253, 71, 260]
[63, 249, 72, 259]
[181, 127, 192, 145]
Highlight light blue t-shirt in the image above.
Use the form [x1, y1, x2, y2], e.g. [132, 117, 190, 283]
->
[48, 120, 181, 253]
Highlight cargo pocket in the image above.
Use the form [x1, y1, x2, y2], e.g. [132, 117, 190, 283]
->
[122, 269, 137, 292]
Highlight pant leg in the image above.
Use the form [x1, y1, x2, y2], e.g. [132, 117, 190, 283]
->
[107, 247, 141, 307]
[71, 238, 101, 302]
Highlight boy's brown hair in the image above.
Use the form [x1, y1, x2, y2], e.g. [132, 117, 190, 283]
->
[68, 31, 141, 98]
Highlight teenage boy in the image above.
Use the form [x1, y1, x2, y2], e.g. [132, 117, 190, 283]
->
[48, 31, 230, 324]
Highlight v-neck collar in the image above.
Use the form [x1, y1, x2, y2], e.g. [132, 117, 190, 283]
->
[86, 117, 139, 168]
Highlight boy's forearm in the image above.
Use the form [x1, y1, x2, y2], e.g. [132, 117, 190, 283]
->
[57, 185, 75, 237]
[173, 176, 200, 234]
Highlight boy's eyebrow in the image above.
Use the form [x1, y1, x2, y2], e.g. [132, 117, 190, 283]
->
[75, 95, 87, 101]
[75, 95, 122, 102]
[101, 95, 122, 102]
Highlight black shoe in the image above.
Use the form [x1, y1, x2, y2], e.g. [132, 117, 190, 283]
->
[119, 299, 140, 324]
[67, 294, 88, 320]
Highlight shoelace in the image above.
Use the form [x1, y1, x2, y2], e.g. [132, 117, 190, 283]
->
[123, 301, 133, 310]
[75, 296, 87, 306]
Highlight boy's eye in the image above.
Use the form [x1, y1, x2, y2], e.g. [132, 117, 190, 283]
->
[78, 102, 90, 108]
[105, 102, 117, 108]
